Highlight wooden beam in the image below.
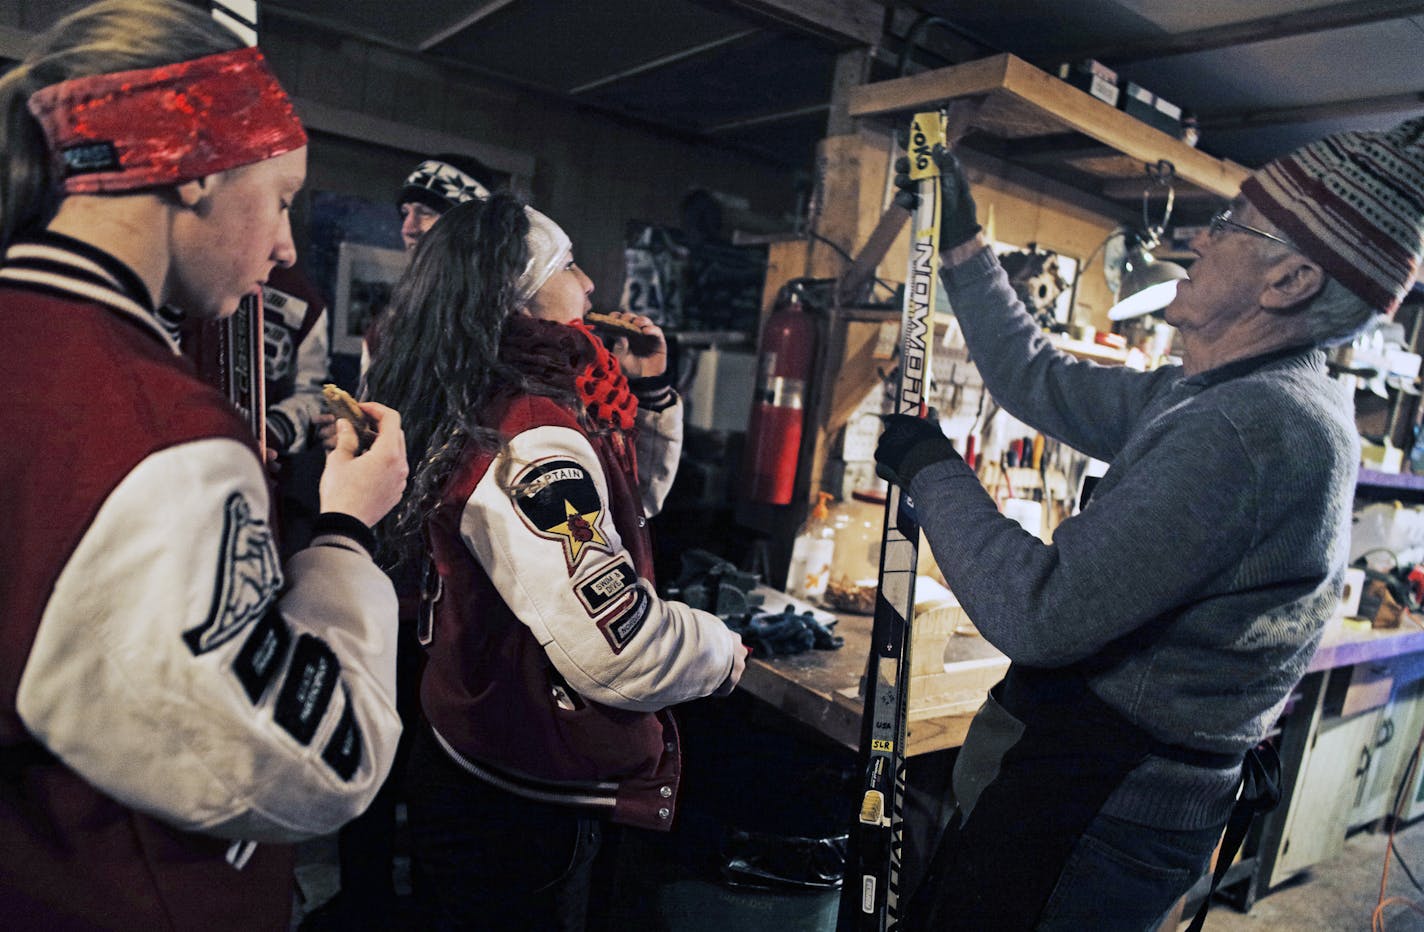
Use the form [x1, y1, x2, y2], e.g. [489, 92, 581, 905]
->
[1069, 0, 1424, 66]
[291, 96, 535, 178]
[568, 29, 758, 95]
[418, 0, 519, 52]
[1100, 177, 1223, 201]
[848, 53, 1248, 199]
[826, 47, 872, 136]
[705, 102, 829, 133]
[1200, 91, 1424, 131]
[728, 0, 885, 47]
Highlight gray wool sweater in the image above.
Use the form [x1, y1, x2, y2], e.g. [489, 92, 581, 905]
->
[912, 247, 1358, 827]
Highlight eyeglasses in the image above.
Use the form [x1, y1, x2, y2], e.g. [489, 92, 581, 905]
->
[1207, 208, 1295, 250]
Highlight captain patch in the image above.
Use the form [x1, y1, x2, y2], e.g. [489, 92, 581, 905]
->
[510, 458, 612, 572]
[598, 587, 650, 654]
[575, 559, 637, 617]
[184, 492, 283, 656]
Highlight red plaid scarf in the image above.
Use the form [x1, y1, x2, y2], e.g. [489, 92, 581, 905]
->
[499, 315, 637, 431]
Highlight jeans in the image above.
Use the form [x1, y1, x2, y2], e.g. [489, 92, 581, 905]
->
[405, 725, 603, 931]
[1035, 812, 1223, 932]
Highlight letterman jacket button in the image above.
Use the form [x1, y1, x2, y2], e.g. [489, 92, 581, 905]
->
[658, 807, 671, 820]
[659, 785, 673, 798]
[665, 741, 676, 753]
[638, 516, 647, 527]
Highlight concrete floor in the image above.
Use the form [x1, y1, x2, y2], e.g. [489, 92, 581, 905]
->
[292, 817, 1424, 930]
[1198, 820, 1424, 932]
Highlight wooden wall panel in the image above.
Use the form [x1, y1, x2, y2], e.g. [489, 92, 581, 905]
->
[259, 16, 798, 314]
[761, 126, 1119, 332]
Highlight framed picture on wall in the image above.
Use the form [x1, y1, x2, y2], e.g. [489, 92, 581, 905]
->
[331, 241, 406, 356]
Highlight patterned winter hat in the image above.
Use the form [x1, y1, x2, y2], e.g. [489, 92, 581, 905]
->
[398, 153, 493, 213]
[1241, 116, 1424, 315]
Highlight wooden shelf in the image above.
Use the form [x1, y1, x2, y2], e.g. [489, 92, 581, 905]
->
[1050, 333, 1130, 365]
[848, 53, 1249, 202]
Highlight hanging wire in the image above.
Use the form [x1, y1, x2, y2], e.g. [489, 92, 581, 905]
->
[1372, 721, 1424, 929]
[1140, 160, 1177, 248]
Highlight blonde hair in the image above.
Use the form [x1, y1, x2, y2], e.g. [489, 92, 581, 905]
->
[0, 0, 243, 248]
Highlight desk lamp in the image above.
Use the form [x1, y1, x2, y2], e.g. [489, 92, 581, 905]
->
[1069, 160, 1189, 324]
[1107, 233, 1189, 321]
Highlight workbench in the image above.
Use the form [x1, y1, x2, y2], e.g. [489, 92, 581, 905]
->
[1202, 621, 1424, 914]
[740, 595, 1424, 916]
[737, 588, 1007, 757]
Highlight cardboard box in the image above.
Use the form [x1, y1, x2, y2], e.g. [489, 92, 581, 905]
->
[1120, 80, 1183, 136]
[1151, 94, 1183, 137]
[1058, 59, 1119, 107]
[1120, 80, 1157, 127]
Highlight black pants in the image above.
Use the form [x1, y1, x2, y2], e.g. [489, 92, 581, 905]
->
[334, 618, 424, 904]
[405, 725, 605, 931]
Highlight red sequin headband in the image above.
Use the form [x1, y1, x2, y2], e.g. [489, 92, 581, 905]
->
[27, 46, 307, 195]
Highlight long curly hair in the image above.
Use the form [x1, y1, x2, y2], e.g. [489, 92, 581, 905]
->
[364, 193, 571, 563]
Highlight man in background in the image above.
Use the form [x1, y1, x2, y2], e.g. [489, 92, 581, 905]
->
[305, 150, 498, 931]
[398, 152, 497, 252]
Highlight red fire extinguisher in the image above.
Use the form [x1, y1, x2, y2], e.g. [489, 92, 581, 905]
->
[744, 284, 818, 505]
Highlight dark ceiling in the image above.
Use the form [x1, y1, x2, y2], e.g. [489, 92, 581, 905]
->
[267, 0, 1424, 213]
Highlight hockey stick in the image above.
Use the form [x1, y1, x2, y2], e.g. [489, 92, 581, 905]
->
[837, 108, 947, 932]
[182, 291, 266, 452]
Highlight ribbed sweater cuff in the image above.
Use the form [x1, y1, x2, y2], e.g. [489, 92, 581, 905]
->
[312, 512, 376, 558]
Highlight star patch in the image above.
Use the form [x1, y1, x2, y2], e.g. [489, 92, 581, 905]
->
[510, 458, 613, 572]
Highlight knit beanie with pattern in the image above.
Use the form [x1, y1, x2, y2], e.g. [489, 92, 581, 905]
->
[398, 153, 493, 213]
[1241, 116, 1424, 315]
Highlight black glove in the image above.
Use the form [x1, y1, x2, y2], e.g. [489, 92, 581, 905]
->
[893, 144, 982, 250]
[875, 413, 958, 487]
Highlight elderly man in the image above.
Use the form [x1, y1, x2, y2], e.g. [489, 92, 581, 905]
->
[876, 118, 1424, 929]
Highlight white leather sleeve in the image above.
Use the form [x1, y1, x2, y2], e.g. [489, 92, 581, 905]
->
[634, 395, 683, 518]
[269, 309, 330, 454]
[460, 424, 738, 712]
[16, 438, 401, 843]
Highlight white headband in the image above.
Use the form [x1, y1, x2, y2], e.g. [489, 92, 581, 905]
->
[514, 206, 572, 306]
